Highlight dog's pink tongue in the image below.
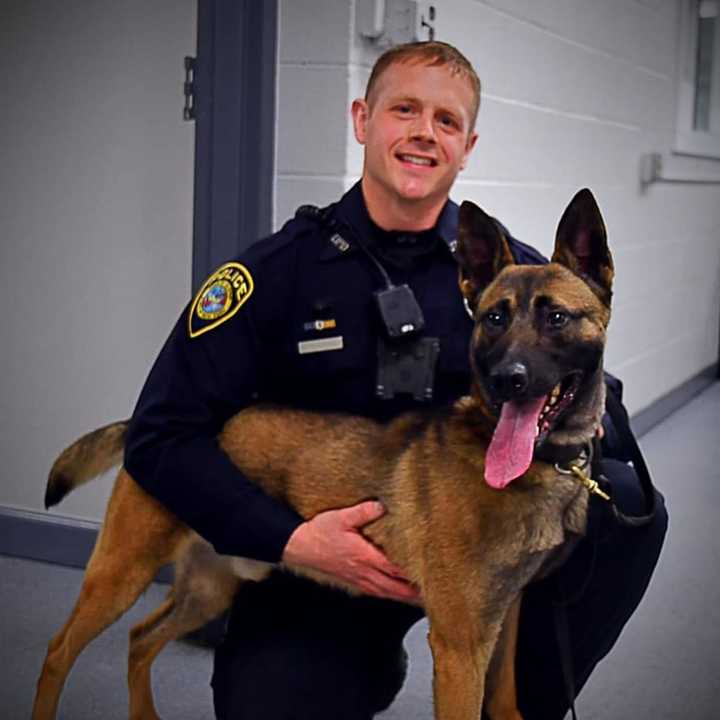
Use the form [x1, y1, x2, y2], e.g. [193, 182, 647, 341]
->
[485, 396, 546, 489]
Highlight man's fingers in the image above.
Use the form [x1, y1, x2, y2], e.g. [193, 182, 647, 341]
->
[342, 512, 407, 581]
[361, 541, 410, 580]
[338, 500, 385, 528]
[357, 543, 419, 601]
[360, 569, 420, 602]
[285, 503, 418, 602]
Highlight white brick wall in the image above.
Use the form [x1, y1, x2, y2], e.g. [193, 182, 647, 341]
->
[277, 0, 720, 414]
[275, 0, 356, 223]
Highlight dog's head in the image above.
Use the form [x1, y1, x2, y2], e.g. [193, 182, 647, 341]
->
[456, 189, 613, 488]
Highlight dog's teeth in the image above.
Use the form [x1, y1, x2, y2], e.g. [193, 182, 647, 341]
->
[549, 395, 557, 406]
[551, 384, 561, 399]
[543, 405, 550, 415]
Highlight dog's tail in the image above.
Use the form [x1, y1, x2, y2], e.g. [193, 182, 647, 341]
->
[45, 421, 129, 508]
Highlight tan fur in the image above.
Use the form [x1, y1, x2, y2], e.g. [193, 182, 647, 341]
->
[32, 190, 612, 720]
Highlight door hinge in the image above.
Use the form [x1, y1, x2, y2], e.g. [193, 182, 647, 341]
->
[183, 56, 196, 121]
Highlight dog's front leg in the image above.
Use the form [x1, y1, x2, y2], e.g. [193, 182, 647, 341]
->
[426, 603, 504, 720]
[483, 594, 523, 720]
[428, 626, 484, 720]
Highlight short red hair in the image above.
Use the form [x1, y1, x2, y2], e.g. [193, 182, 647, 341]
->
[365, 41, 481, 130]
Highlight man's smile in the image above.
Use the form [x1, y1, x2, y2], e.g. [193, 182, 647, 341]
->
[396, 153, 437, 167]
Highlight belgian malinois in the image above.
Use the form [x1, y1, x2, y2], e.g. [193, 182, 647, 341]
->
[32, 189, 613, 720]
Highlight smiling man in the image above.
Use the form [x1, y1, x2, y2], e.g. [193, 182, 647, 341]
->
[352, 54, 478, 229]
[125, 41, 667, 720]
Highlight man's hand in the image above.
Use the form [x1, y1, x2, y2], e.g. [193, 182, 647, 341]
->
[281, 500, 420, 603]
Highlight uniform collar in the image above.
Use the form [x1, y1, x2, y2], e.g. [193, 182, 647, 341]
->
[319, 182, 459, 261]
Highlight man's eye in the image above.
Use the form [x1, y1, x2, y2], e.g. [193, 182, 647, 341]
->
[547, 311, 568, 328]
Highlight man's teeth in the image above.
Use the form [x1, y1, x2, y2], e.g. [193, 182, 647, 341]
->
[399, 154, 433, 166]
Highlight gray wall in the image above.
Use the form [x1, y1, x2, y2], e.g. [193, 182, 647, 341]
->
[0, 0, 196, 521]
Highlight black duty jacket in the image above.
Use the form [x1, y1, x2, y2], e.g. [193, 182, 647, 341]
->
[124, 182, 616, 564]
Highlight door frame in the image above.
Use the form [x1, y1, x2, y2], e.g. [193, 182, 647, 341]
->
[192, 0, 278, 290]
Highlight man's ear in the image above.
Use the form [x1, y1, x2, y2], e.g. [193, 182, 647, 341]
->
[551, 189, 614, 307]
[459, 131, 478, 171]
[456, 200, 515, 311]
[351, 99, 368, 144]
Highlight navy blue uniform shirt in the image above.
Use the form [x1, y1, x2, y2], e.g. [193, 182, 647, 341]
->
[125, 182, 548, 563]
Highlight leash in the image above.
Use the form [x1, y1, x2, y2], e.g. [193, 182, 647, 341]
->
[602, 388, 657, 528]
[550, 386, 658, 719]
[554, 595, 579, 720]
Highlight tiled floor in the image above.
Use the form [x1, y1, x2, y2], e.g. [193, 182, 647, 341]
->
[3, 382, 719, 719]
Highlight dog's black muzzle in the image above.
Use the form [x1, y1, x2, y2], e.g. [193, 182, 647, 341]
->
[488, 361, 530, 402]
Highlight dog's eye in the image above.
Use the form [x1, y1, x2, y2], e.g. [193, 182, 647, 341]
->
[483, 311, 504, 328]
[547, 311, 568, 328]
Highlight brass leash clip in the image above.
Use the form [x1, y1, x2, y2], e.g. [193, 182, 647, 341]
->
[568, 465, 611, 501]
[555, 443, 611, 501]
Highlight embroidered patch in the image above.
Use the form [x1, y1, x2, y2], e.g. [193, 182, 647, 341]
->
[188, 262, 254, 338]
[197, 280, 233, 320]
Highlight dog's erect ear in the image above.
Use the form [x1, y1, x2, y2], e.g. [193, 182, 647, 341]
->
[552, 189, 614, 306]
[457, 201, 515, 310]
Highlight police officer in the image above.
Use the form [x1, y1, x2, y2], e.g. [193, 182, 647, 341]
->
[125, 41, 667, 720]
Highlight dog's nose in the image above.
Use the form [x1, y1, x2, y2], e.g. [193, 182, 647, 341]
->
[489, 362, 529, 401]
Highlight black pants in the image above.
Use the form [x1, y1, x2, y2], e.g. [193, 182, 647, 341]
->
[212, 459, 668, 720]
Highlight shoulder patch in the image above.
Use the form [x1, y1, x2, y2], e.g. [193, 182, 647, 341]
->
[188, 262, 254, 338]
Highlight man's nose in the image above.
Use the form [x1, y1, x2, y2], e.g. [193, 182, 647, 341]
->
[409, 112, 436, 142]
[489, 362, 529, 401]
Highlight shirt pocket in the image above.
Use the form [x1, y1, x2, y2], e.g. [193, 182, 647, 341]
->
[291, 295, 374, 368]
[292, 328, 373, 375]
[274, 299, 377, 411]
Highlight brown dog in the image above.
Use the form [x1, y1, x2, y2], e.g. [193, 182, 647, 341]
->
[32, 189, 613, 720]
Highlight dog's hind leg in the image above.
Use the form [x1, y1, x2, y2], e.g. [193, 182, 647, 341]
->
[32, 471, 184, 720]
[31, 546, 167, 720]
[126, 594, 177, 720]
[126, 548, 244, 720]
[484, 594, 523, 720]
